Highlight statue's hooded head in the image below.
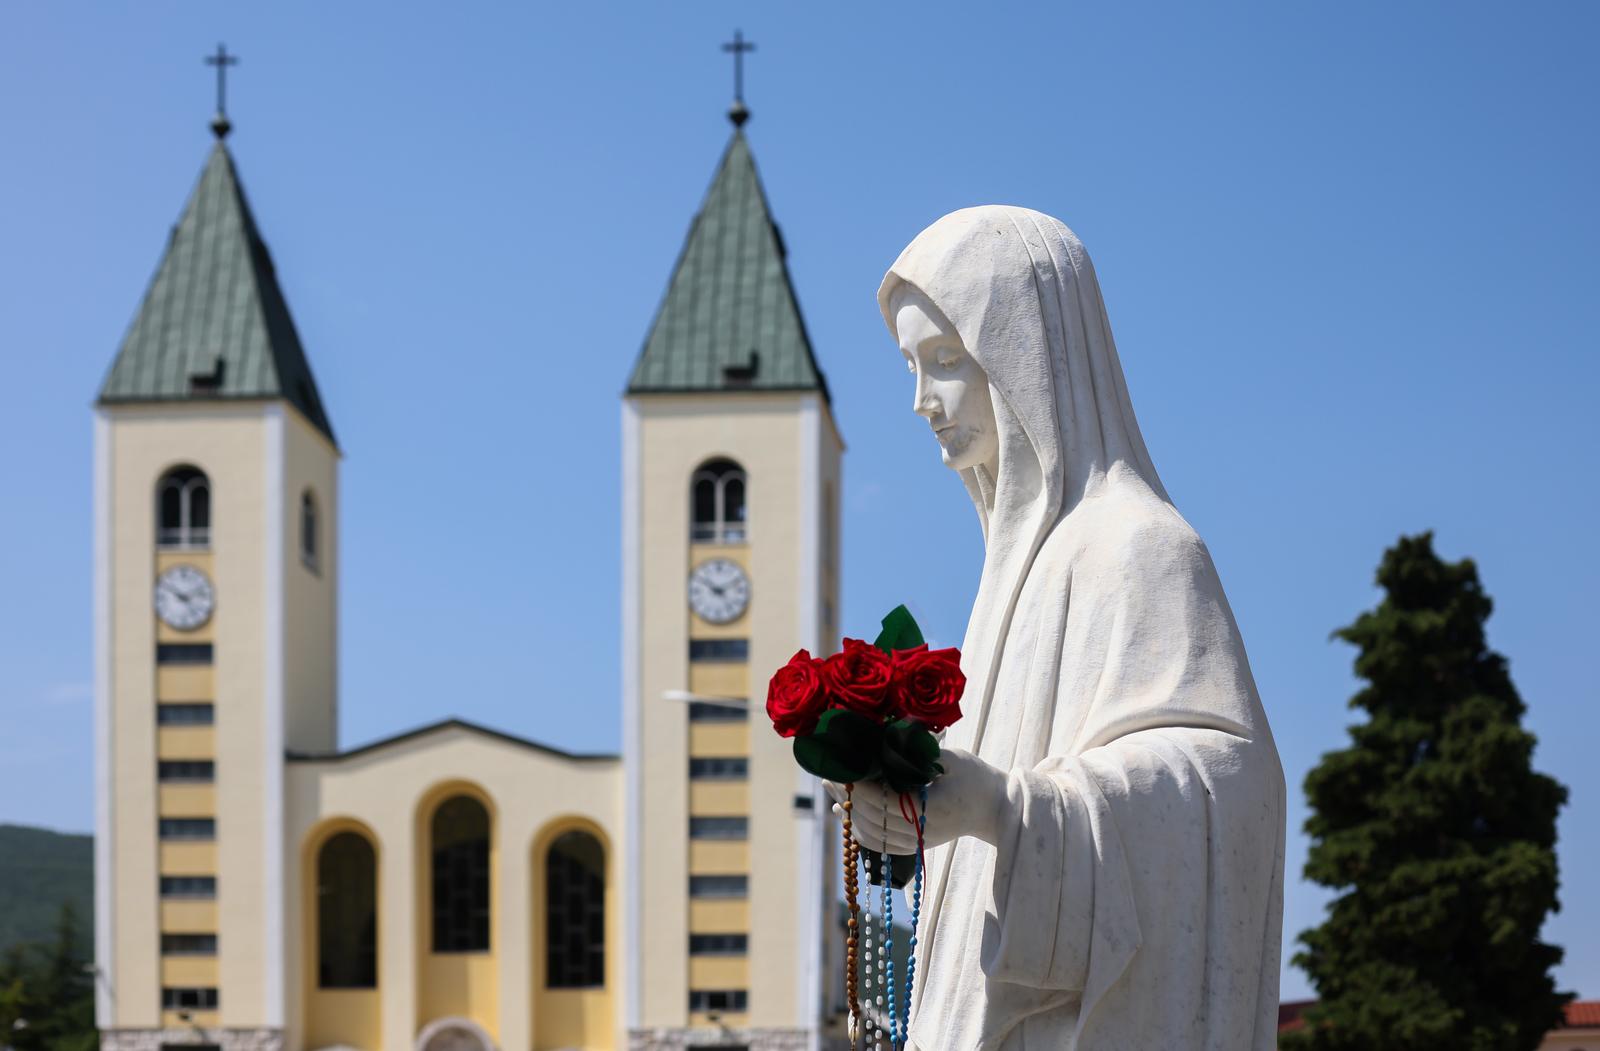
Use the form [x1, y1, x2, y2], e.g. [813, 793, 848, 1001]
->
[878, 207, 1170, 728]
[878, 206, 1167, 537]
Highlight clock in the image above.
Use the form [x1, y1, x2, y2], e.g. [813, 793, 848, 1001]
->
[154, 564, 215, 631]
[688, 558, 750, 624]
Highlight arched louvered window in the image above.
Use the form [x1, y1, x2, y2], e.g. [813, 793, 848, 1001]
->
[317, 831, 377, 988]
[300, 489, 319, 570]
[157, 466, 210, 548]
[690, 459, 747, 543]
[546, 830, 605, 988]
[431, 795, 491, 952]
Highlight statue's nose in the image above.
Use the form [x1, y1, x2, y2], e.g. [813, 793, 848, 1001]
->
[912, 374, 938, 418]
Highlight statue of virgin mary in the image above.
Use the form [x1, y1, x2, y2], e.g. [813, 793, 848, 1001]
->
[842, 207, 1285, 1049]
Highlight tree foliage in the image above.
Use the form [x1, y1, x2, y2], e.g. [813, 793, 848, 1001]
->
[1284, 533, 1569, 1051]
[0, 903, 95, 1051]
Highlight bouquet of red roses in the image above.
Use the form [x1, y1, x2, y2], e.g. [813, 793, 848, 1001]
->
[767, 605, 962, 1040]
[765, 605, 964, 792]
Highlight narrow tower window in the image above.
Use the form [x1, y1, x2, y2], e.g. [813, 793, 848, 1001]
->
[431, 795, 491, 952]
[317, 831, 377, 988]
[545, 830, 605, 989]
[690, 458, 748, 543]
[157, 466, 210, 548]
[300, 489, 319, 571]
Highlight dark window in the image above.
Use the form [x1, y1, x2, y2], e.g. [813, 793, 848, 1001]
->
[159, 818, 215, 840]
[690, 459, 748, 543]
[688, 701, 747, 723]
[689, 875, 748, 899]
[689, 757, 748, 780]
[160, 876, 216, 898]
[156, 644, 213, 665]
[689, 638, 748, 663]
[300, 490, 319, 571]
[546, 831, 605, 989]
[160, 934, 217, 956]
[689, 817, 748, 840]
[688, 989, 748, 1013]
[693, 476, 717, 528]
[158, 760, 214, 783]
[793, 794, 815, 812]
[431, 795, 490, 952]
[318, 831, 377, 988]
[689, 933, 748, 955]
[823, 481, 837, 573]
[157, 703, 214, 726]
[157, 467, 211, 548]
[160, 986, 218, 1010]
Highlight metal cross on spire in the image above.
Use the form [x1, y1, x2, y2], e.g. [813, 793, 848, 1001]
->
[721, 30, 756, 127]
[204, 43, 240, 139]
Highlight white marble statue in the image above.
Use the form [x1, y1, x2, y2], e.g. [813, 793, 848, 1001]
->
[828, 206, 1285, 1049]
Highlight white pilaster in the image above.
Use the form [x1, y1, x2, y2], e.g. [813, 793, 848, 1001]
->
[262, 405, 285, 1025]
[92, 410, 114, 1026]
[620, 399, 642, 1032]
[796, 395, 824, 1048]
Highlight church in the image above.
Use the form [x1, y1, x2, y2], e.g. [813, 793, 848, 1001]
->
[91, 74, 844, 1051]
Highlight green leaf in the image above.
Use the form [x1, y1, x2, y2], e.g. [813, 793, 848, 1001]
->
[879, 718, 943, 792]
[792, 709, 884, 784]
[874, 604, 925, 654]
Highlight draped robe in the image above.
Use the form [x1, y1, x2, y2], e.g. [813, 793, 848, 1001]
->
[877, 208, 1285, 1050]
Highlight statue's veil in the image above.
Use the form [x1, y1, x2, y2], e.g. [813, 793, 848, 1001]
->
[877, 206, 1169, 746]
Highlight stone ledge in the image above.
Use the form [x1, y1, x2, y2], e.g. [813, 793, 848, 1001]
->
[101, 1029, 282, 1051]
[628, 1027, 813, 1051]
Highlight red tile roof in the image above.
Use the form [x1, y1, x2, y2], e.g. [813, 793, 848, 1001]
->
[1565, 1000, 1600, 1028]
[1276, 1000, 1599, 1034]
[1278, 1000, 1314, 1033]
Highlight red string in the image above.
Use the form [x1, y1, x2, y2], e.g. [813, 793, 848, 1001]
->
[899, 790, 926, 873]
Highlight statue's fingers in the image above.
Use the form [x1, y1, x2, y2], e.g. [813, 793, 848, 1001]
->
[884, 831, 919, 853]
[822, 780, 848, 806]
[851, 828, 887, 853]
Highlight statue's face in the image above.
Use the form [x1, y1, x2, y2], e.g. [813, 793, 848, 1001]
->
[892, 285, 999, 474]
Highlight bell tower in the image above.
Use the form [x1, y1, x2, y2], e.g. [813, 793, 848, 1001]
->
[620, 98, 844, 1049]
[94, 102, 338, 1051]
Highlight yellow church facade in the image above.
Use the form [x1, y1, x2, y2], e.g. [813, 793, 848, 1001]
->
[93, 103, 841, 1051]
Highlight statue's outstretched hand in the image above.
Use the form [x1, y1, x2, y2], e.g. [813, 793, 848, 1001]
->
[824, 747, 1008, 854]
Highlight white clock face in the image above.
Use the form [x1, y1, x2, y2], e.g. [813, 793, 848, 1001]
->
[688, 558, 750, 625]
[154, 564, 215, 631]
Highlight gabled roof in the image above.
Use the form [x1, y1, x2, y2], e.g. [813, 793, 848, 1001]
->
[284, 717, 618, 764]
[99, 141, 336, 445]
[628, 130, 829, 401]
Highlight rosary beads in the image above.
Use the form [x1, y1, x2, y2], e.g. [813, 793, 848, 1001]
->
[844, 785, 927, 1050]
[842, 785, 862, 1044]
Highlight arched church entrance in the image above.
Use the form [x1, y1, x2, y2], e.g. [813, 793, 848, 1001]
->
[415, 1016, 496, 1051]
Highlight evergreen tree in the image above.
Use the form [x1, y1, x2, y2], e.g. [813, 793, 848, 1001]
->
[0, 904, 95, 1051]
[1285, 533, 1569, 1051]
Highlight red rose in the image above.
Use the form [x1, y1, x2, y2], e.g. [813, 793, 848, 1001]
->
[766, 649, 828, 738]
[889, 644, 966, 731]
[820, 638, 894, 717]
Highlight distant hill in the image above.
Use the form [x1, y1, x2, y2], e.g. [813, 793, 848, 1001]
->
[0, 823, 92, 955]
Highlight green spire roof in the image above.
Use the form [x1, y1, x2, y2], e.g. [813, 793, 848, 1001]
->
[100, 141, 335, 444]
[629, 131, 828, 400]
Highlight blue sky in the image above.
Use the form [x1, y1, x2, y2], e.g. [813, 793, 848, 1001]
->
[1, 2, 1595, 1002]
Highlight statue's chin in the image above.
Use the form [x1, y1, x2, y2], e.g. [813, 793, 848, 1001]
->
[940, 432, 982, 472]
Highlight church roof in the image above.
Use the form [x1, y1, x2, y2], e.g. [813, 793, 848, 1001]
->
[628, 130, 829, 401]
[284, 717, 619, 764]
[99, 141, 336, 445]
